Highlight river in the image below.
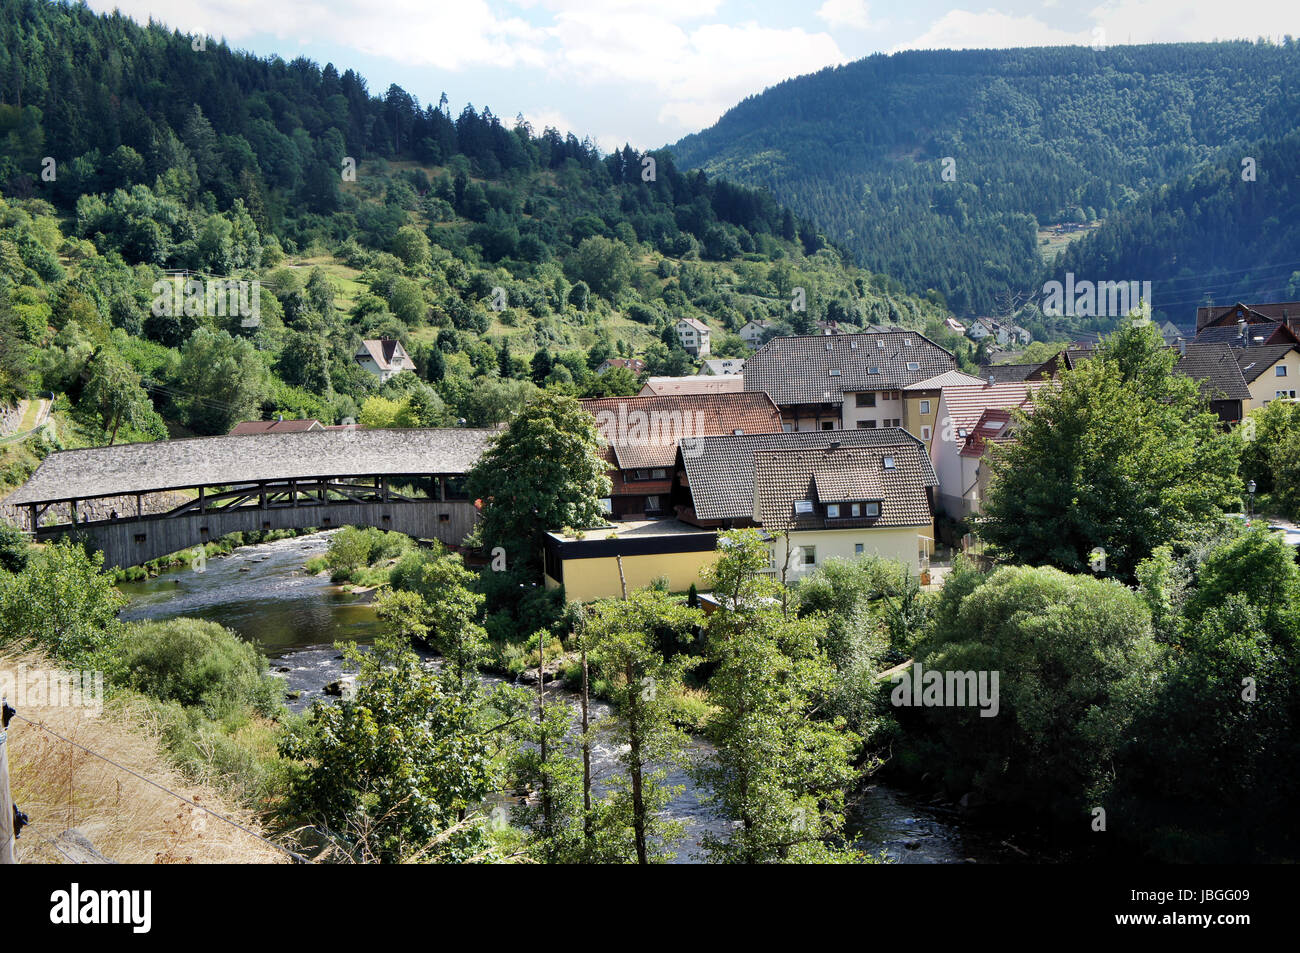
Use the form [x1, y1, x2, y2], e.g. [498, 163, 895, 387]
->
[118, 532, 1018, 863]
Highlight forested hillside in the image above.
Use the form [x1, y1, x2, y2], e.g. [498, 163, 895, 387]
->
[670, 42, 1300, 320]
[0, 0, 961, 478]
[1046, 131, 1300, 326]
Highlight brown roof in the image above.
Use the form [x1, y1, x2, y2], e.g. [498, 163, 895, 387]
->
[229, 419, 324, 435]
[579, 392, 782, 470]
[753, 443, 935, 531]
[1196, 301, 1300, 331]
[959, 408, 1017, 458]
[681, 429, 938, 523]
[638, 376, 745, 396]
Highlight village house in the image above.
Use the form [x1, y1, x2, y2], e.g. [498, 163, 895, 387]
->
[673, 429, 938, 578]
[578, 391, 783, 520]
[355, 338, 416, 382]
[967, 318, 1031, 346]
[595, 357, 646, 376]
[675, 317, 712, 356]
[901, 370, 985, 446]
[957, 408, 1019, 515]
[743, 331, 958, 433]
[1175, 342, 1251, 423]
[739, 319, 772, 346]
[542, 520, 720, 601]
[1237, 344, 1300, 409]
[1194, 301, 1300, 340]
[930, 380, 1044, 517]
[698, 359, 745, 376]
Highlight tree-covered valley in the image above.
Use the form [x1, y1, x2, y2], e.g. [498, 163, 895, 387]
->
[670, 41, 1300, 326]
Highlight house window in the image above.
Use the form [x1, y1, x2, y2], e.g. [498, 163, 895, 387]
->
[821, 421, 835, 431]
[802, 546, 817, 566]
[827, 503, 841, 518]
[919, 400, 931, 414]
[855, 543, 865, 555]
[907, 361, 921, 371]
[651, 468, 667, 480]
[829, 368, 841, 376]
[864, 502, 880, 517]
[1277, 365, 1288, 377]
[921, 426, 932, 440]
[645, 496, 661, 512]
[794, 500, 815, 515]
[850, 503, 861, 517]
[856, 393, 877, 407]
[1277, 390, 1297, 399]
[868, 367, 881, 375]
[857, 421, 877, 429]
[883, 456, 896, 469]
[783, 423, 795, 432]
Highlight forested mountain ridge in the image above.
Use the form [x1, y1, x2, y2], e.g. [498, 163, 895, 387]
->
[1046, 131, 1300, 327]
[0, 0, 964, 482]
[669, 41, 1300, 319]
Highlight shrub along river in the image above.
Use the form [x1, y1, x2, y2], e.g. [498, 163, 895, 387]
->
[118, 532, 1023, 864]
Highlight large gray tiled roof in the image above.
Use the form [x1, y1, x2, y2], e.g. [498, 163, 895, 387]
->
[744, 332, 957, 407]
[682, 428, 937, 522]
[754, 445, 935, 530]
[5, 428, 497, 505]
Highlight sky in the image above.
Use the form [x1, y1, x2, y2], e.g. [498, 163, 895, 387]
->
[87, 1, 1298, 151]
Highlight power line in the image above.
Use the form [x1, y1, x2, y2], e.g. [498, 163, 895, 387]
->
[10, 713, 306, 864]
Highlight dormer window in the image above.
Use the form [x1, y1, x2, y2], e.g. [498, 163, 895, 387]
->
[827, 503, 841, 518]
[794, 500, 815, 515]
[863, 502, 880, 517]
[904, 338, 913, 346]
[883, 456, 896, 469]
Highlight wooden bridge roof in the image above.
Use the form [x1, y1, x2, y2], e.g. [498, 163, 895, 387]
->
[5, 428, 498, 506]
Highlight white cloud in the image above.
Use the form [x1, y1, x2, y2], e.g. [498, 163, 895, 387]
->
[892, 9, 1088, 52]
[1088, 0, 1297, 44]
[817, 0, 874, 31]
[88, 0, 549, 71]
[547, 13, 846, 131]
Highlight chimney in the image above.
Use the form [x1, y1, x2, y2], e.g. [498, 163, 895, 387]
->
[1178, 338, 1187, 356]
[1238, 318, 1247, 341]
[988, 374, 995, 386]
[828, 440, 842, 451]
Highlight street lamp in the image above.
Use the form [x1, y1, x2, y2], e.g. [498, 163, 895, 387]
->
[1247, 480, 1256, 522]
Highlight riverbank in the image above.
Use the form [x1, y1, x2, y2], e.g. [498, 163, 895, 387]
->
[117, 530, 1015, 863]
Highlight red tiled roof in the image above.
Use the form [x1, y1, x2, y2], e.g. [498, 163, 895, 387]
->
[959, 408, 1018, 458]
[579, 392, 783, 470]
[940, 381, 1046, 434]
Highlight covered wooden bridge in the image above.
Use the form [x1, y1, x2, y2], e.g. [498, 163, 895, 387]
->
[5, 427, 497, 568]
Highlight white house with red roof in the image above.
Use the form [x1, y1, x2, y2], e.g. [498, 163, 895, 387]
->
[931, 380, 1046, 516]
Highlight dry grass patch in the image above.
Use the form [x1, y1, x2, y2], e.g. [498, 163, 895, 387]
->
[4, 648, 285, 864]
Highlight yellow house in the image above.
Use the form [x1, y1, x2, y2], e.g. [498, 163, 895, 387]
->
[751, 443, 937, 580]
[901, 370, 983, 449]
[1237, 345, 1300, 412]
[542, 520, 719, 602]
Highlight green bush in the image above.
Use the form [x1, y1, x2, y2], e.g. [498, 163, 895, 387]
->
[117, 618, 283, 719]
